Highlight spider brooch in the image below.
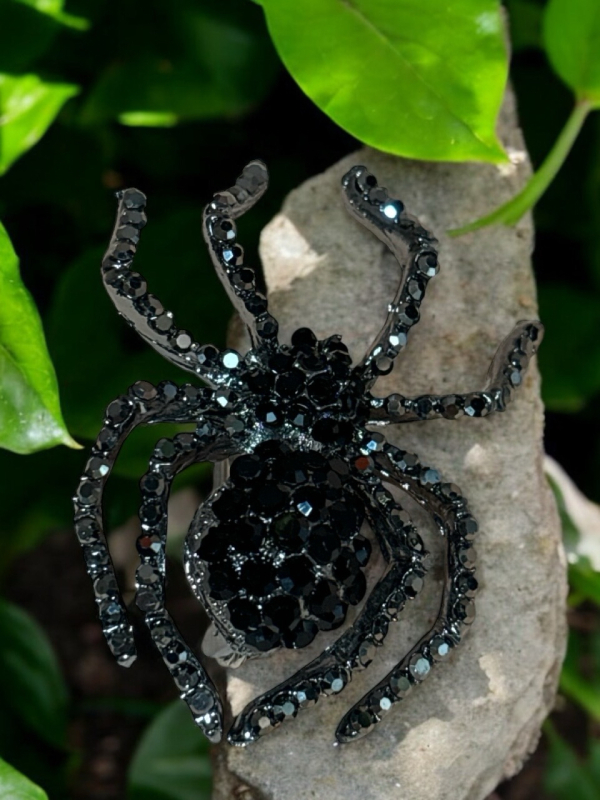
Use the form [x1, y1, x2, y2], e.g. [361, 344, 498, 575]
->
[74, 160, 543, 746]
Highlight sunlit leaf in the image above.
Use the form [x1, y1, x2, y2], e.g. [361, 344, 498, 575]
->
[543, 0, 600, 106]
[128, 701, 211, 800]
[0, 73, 79, 175]
[0, 221, 78, 453]
[14, 0, 89, 30]
[257, 0, 508, 162]
[0, 600, 68, 749]
[0, 759, 48, 800]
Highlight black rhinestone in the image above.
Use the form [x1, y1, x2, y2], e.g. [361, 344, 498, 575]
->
[294, 681, 319, 707]
[262, 595, 302, 631]
[230, 454, 263, 485]
[231, 268, 255, 290]
[440, 395, 463, 419]
[247, 370, 273, 394]
[343, 570, 366, 605]
[240, 559, 278, 597]
[372, 616, 389, 645]
[416, 251, 439, 277]
[291, 327, 318, 349]
[255, 313, 278, 339]
[272, 512, 310, 552]
[455, 573, 478, 597]
[294, 486, 326, 521]
[154, 438, 177, 461]
[256, 403, 283, 427]
[309, 581, 346, 630]
[311, 418, 353, 445]
[208, 564, 239, 601]
[464, 395, 490, 417]
[212, 488, 248, 521]
[282, 618, 319, 649]
[329, 500, 364, 538]
[278, 556, 315, 597]
[210, 217, 236, 242]
[275, 368, 305, 398]
[222, 244, 244, 266]
[228, 597, 261, 631]
[320, 666, 348, 695]
[255, 483, 290, 512]
[222, 520, 264, 556]
[355, 170, 377, 193]
[390, 672, 412, 698]
[87, 456, 110, 480]
[198, 528, 230, 563]
[457, 515, 478, 540]
[196, 345, 219, 368]
[106, 398, 133, 425]
[306, 526, 342, 565]
[245, 626, 281, 653]
[307, 374, 339, 406]
[245, 293, 268, 315]
[122, 208, 147, 227]
[333, 549, 362, 586]
[352, 534, 372, 566]
[254, 440, 291, 461]
[407, 277, 425, 301]
[404, 572, 424, 598]
[280, 452, 311, 485]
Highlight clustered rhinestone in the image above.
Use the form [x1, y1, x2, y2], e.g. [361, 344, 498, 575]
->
[73, 160, 543, 746]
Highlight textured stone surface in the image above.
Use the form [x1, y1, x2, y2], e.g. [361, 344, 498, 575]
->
[214, 91, 566, 800]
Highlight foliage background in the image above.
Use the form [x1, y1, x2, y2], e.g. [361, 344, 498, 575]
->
[0, 0, 599, 798]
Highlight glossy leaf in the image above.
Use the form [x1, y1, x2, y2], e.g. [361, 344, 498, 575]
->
[543, 0, 600, 105]
[128, 702, 211, 800]
[0, 600, 68, 749]
[14, 0, 89, 30]
[0, 759, 48, 800]
[0, 73, 79, 175]
[257, 0, 508, 162]
[82, 0, 278, 126]
[0, 221, 78, 453]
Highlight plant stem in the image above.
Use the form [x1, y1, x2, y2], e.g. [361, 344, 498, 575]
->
[449, 98, 593, 236]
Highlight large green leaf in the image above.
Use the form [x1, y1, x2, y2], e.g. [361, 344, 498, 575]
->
[0, 759, 47, 800]
[128, 701, 211, 800]
[0, 73, 78, 175]
[0, 221, 77, 453]
[82, 0, 278, 126]
[0, 600, 68, 749]
[543, 0, 600, 106]
[256, 0, 508, 162]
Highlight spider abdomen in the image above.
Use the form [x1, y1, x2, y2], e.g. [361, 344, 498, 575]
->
[195, 441, 371, 654]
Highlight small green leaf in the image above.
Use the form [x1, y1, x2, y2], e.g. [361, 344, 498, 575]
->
[13, 0, 89, 30]
[0, 600, 68, 749]
[128, 702, 211, 800]
[543, 0, 600, 106]
[0, 221, 77, 454]
[0, 759, 48, 800]
[0, 73, 79, 175]
[258, 0, 508, 162]
[569, 559, 600, 607]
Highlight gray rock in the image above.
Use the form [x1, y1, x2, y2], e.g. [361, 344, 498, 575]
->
[213, 91, 567, 800]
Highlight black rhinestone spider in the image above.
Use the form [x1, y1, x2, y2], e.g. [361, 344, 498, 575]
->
[74, 161, 543, 746]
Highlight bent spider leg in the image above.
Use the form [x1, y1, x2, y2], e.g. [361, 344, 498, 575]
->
[341, 165, 439, 386]
[73, 380, 209, 666]
[102, 188, 236, 386]
[202, 160, 279, 348]
[136, 431, 235, 743]
[227, 485, 427, 746]
[369, 320, 544, 423]
[335, 444, 477, 743]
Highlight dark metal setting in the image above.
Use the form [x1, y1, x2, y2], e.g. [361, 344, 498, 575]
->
[73, 160, 543, 746]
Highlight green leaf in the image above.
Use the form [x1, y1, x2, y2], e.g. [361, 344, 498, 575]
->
[0, 73, 79, 175]
[0, 600, 68, 749]
[13, 0, 89, 30]
[569, 558, 600, 607]
[537, 283, 600, 412]
[543, 0, 600, 106]
[128, 701, 211, 800]
[0, 221, 78, 453]
[0, 759, 48, 800]
[506, 0, 544, 51]
[544, 723, 600, 800]
[258, 0, 508, 162]
[82, 0, 278, 126]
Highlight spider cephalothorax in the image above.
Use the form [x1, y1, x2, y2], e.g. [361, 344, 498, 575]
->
[74, 161, 542, 746]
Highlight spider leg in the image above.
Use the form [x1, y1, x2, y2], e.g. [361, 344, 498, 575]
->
[73, 381, 214, 667]
[370, 320, 544, 423]
[341, 166, 439, 387]
[102, 190, 236, 386]
[136, 431, 236, 743]
[227, 485, 427, 746]
[202, 160, 279, 348]
[335, 444, 477, 743]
